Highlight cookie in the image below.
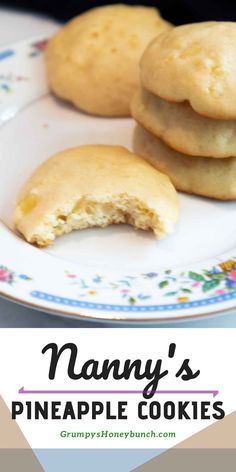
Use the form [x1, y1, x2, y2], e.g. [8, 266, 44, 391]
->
[14, 145, 179, 246]
[133, 125, 236, 200]
[131, 88, 236, 158]
[46, 4, 171, 117]
[141, 22, 236, 120]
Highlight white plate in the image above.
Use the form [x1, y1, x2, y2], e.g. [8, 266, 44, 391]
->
[1, 36, 236, 322]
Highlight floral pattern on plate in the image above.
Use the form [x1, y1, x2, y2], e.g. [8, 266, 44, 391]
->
[0, 73, 28, 94]
[0, 266, 32, 285]
[64, 258, 236, 306]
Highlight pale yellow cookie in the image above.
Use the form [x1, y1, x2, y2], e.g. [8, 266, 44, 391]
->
[46, 4, 171, 117]
[131, 88, 236, 158]
[14, 145, 179, 246]
[133, 125, 236, 200]
[141, 22, 236, 120]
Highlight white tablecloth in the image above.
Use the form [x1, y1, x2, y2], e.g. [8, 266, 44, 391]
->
[0, 7, 236, 327]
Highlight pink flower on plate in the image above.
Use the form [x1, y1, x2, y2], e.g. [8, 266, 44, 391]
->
[191, 282, 201, 288]
[0, 268, 12, 283]
[31, 40, 48, 51]
[228, 270, 236, 281]
[215, 289, 226, 295]
[121, 289, 130, 294]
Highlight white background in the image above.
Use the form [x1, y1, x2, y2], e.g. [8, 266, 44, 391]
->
[0, 328, 235, 448]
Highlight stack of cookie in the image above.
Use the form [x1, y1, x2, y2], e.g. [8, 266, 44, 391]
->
[131, 22, 236, 200]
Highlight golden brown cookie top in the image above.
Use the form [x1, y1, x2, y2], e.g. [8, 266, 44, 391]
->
[14, 145, 179, 246]
[46, 4, 171, 116]
[141, 22, 236, 120]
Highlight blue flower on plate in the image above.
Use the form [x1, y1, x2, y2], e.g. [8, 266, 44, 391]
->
[0, 49, 15, 62]
[137, 294, 151, 300]
[225, 279, 236, 289]
[18, 274, 31, 281]
[93, 276, 103, 284]
[207, 268, 221, 275]
[144, 272, 158, 279]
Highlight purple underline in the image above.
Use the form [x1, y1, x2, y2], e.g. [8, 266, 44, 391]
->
[19, 387, 218, 397]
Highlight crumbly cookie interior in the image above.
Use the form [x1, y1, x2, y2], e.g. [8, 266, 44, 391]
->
[15, 194, 167, 247]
